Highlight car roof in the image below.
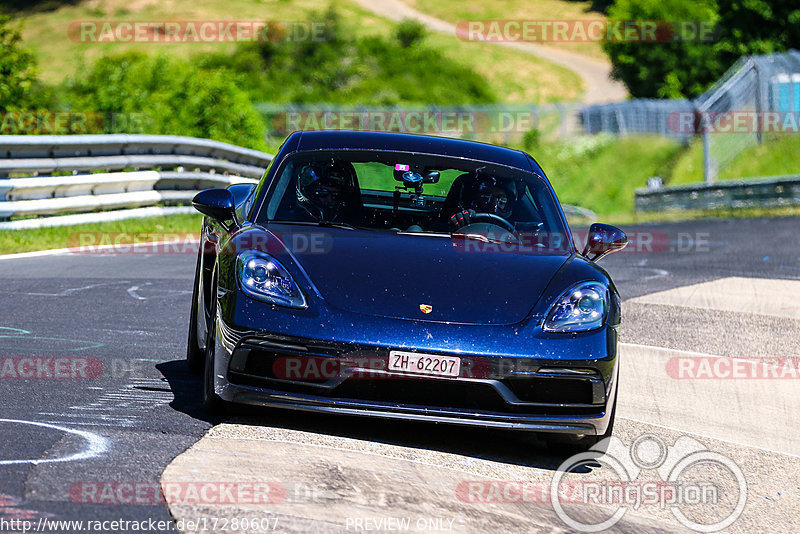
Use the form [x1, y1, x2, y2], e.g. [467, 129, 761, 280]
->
[290, 130, 534, 172]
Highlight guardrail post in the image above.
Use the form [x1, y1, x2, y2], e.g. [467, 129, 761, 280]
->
[702, 129, 715, 184]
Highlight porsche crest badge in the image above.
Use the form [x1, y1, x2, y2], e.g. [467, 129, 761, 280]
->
[419, 304, 433, 314]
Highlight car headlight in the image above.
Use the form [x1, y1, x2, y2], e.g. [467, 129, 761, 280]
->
[543, 281, 608, 332]
[236, 251, 307, 309]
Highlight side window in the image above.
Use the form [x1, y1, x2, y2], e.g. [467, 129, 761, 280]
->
[249, 158, 274, 220]
[268, 162, 304, 220]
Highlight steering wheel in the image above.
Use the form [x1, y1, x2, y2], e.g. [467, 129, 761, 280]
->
[466, 212, 518, 236]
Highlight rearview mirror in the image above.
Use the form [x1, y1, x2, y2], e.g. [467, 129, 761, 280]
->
[582, 223, 627, 262]
[424, 171, 440, 183]
[192, 188, 237, 230]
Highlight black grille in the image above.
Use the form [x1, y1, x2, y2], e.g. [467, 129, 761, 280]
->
[333, 378, 507, 411]
[240, 347, 329, 384]
[504, 377, 594, 404]
[227, 341, 603, 415]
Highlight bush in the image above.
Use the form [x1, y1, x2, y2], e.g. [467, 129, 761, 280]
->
[52, 4, 495, 147]
[395, 19, 427, 48]
[199, 5, 495, 106]
[62, 53, 267, 149]
[521, 128, 542, 151]
[0, 14, 54, 111]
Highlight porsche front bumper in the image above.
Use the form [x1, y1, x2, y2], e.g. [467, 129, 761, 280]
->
[210, 320, 619, 436]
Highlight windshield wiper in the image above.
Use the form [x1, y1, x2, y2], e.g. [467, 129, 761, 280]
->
[451, 232, 519, 245]
[270, 220, 357, 230]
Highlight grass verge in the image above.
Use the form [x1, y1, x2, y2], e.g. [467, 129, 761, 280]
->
[4, 201, 800, 255]
[398, 0, 609, 60]
[670, 134, 800, 184]
[527, 134, 684, 217]
[14, 0, 581, 103]
[0, 213, 202, 255]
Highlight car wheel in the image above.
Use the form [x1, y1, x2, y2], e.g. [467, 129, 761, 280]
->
[186, 249, 206, 374]
[545, 392, 617, 455]
[202, 270, 227, 415]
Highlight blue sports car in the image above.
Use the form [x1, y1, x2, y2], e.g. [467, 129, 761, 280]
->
[188, 130, 627, 450]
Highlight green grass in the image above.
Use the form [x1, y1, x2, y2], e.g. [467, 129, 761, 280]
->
[526, 134, 684, 217]
[0, 213, 203, 255]
[670, 134, 800, 184]
[12, 0, 581, 103]
[603, 205, 800, 226]
[400, 0, 609, 60]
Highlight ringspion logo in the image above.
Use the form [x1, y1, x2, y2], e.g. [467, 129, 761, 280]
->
[551, 434, 747, 532]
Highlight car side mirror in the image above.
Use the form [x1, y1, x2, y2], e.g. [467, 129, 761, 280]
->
[192, 188, 237, 231]
[582, 223, 627, 262]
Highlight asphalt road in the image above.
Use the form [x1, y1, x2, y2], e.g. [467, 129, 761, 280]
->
[0, 215, 798, 532]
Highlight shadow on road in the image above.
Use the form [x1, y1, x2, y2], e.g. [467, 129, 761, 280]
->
[157, 359, 596, 473]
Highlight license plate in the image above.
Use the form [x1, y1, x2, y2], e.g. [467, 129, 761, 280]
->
[388, 351, 460, 378]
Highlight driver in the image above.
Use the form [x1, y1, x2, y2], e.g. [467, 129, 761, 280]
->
[296, 160, 361, 222]
[449, 174, 518, 230]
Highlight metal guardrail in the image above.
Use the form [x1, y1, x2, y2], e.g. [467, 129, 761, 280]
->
[0, 133, 601, 228]
[0, 134, 271, 166]
[0, 135, 272, 228]
[635, 175, 800, 212]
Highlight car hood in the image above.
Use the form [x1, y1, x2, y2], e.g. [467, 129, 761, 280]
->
[264, 225, 571, 325]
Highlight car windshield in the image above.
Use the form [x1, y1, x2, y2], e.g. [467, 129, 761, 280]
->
[256, 150, 569, 249]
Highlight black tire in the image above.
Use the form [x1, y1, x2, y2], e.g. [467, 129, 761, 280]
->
[202, 271, 227, 415]
[546, 392, 617, 455]
[186, 249, 205, 374]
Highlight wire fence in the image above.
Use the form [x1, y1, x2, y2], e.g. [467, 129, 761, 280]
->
[253, 50, 800, 184]
[581, 99, 693, 142]
[580, 49, 800, 183]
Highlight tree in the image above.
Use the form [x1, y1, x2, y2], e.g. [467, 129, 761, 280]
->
[0, 13, 45, 111]
[603, 0, 721, 98]
[604, 0, 800, 99]
[63, 53, 268, 150]
[714, 0, 800, 67]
